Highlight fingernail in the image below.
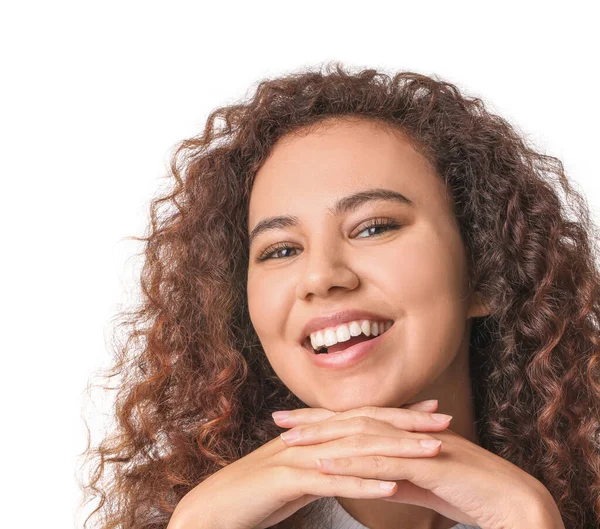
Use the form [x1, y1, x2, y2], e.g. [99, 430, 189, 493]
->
[420, 439, 442, 449]
[280, 429, 302, 442]
[422, 399, 438, 407]
[272, 411, 291, 421]
[431, 413, 453, 423]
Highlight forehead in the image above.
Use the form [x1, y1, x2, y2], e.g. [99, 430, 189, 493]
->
[248, 119, 449, 226]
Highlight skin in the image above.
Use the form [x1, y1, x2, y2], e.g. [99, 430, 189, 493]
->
[246, 117, 491, 529]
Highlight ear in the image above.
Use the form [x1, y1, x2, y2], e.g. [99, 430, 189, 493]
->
[467, 291, 492, 319]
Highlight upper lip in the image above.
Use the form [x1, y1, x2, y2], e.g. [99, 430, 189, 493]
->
[300, 309, 394, 345]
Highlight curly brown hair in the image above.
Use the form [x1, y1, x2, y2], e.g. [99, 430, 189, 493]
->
[77, 61, 600, 529]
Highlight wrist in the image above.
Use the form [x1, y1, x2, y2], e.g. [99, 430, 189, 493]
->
[526, 489, 566, 529]
[167, 503, 222, 529]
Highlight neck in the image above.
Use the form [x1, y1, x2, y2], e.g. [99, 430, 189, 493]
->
[336, 334, 478, 529]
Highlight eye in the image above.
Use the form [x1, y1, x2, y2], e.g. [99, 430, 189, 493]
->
[354, 217, 402, 239]
[256, 243, 300, 262]
[255, 218, 402, 262]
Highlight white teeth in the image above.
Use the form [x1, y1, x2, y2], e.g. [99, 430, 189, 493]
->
[335, 325, 351, 343]
[324, 329, 337, 346]
[316, 330, 324, 345]
[361, 320, 371, 337]
[308, 319, 393, 351]
[349, 321, 362, 336]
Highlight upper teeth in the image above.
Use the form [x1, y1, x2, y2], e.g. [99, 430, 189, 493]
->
[308, 320, 393, 350]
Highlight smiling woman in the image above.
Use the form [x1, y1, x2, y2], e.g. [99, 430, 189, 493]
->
[246, 116, 487, 408]
[79, 62, 600, 529]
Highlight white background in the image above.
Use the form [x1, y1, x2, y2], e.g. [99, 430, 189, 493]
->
[1, 2, 598, 528]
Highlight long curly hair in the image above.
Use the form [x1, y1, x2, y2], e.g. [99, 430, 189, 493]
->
[78, 61, 600, 529]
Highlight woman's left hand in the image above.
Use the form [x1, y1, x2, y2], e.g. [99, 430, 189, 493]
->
[273, 403, 565, 529]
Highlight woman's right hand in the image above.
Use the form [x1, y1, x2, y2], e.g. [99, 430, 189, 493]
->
[167, 399, 450, 529]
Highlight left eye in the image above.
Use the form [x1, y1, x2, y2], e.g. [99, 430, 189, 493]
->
[256, 219, 402, 262]
[355, 219, 401, 239]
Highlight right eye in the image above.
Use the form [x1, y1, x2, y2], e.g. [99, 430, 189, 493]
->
[257, 243, 300, 262]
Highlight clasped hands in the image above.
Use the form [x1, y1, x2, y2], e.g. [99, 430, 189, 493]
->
[272, 400, 565, 529]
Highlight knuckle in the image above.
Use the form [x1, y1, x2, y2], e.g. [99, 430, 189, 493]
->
[352, 476, 367, 490]
[405, 408, 422, 423]
[302, 425, 319, 437]
[273, 464, 296, 482]
[276, 444, 294, 463]
[394, 408, 415, 425]
[270, 465, 300, 495]
[412, 409, 429, 419]
[337, 457, 352, 469]
[271, 465, 301, 498]
[355, 416, 373, 432]
[361, 405, 378, 417]
[349, 434, 369, 451]
[325, 473, 343, 487]
[371, 455, 386, 469]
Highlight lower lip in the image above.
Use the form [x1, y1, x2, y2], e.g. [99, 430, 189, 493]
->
[304, 325, 393, 369]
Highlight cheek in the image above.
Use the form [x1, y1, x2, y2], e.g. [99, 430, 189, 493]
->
[247, 275, 275, 340]
[247, 271, 315, 402]
[387, 223, 468, 309]
[247, 271, 294, 352]
[386, 229, 470, 372]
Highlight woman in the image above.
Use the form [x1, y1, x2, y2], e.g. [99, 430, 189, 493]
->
[79, 62, 600, 529]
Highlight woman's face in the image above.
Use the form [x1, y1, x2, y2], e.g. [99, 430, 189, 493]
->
[247, 118, 486, 411]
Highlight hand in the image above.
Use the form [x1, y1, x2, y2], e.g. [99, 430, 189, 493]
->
[166, 399, 451, 529]
[275, 403, 562, 529]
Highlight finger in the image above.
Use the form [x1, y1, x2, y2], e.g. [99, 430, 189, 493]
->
[379, 479, 439, 508]
[273, 403, 450, 432]
[277, 467, 398, 502]
[272, 400, 438, 426]
[301, 437, 461, 511]
[280, 416, 444, 447]
[281, 406, 452, 433]
[272, 407, 337, 426]
[315, 443, 442, 477]
[402, 399, 438, 412]
[281, 432, 443, 468]
[337, 406, 453, 432]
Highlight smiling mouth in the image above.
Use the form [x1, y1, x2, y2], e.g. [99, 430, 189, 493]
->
[302, 329, 388, 355]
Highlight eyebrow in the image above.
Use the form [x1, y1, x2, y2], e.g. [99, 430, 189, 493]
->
[248, 187, 414, 247]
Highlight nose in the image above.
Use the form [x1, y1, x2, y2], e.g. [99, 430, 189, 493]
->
[295, 239, 359, 300]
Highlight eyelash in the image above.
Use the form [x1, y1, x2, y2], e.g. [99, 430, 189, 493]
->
[256, 217, 402, 262]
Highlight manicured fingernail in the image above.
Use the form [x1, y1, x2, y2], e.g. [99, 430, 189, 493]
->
[420, 439, 442, 449]
[272, 411, 291, 421]
[422, 399, 438, 407]
[431, 413, 453, 423]
[280, 429, 302, 442]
